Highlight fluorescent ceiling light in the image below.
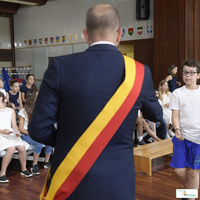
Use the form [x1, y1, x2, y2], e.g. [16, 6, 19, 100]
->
[0, 0, 38, 6]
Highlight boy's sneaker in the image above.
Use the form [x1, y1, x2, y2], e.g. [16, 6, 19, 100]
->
[44, 161, 51, 169]
[137, 139, 146, 146]
[21, 170, 33, 177]
[0, 175, 9, 183]
[31, 164, 40, 175]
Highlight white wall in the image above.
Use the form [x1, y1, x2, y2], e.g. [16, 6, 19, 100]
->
[14, 0, 154, 47]
[13, 0, 154, 88]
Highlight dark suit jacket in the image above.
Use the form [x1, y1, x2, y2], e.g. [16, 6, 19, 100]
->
[29, 44, 162, 200]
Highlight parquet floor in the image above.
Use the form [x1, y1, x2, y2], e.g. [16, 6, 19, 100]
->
[0, 155, 199, 200]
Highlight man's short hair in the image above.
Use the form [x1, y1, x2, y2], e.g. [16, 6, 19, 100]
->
[86, 4, 120, 36]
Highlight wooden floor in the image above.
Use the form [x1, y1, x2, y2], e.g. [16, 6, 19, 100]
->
[0, 156, 200, 200]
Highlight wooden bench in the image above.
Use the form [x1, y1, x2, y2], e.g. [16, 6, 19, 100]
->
[134, 138, 173, 176]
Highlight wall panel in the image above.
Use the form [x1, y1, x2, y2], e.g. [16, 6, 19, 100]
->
[154, 0, 200, 87]
[153, 0, 180, 87]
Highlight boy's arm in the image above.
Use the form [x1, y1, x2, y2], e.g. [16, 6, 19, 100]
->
[172, 109, 184, 141]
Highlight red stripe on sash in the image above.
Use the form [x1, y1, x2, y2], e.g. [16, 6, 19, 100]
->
[53, 61, 144, 200]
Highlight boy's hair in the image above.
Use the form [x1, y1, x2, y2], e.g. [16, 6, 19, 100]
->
[9, 79, 19, 87]
[168, 65, 177, 77]
[26, 74, 34, 80]
[182, 59, 200, 73]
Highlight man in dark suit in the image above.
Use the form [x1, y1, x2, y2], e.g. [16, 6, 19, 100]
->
[29, 4, 162, 200]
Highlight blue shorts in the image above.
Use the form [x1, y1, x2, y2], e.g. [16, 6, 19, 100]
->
[170, 136, 200, 169]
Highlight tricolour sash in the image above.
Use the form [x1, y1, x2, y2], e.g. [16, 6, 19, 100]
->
[40, 56, 145, 200]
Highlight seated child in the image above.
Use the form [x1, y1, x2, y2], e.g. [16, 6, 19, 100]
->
[158, 80, 174, 137]
[7, 80, 23, 122]
[136, 110, 161, 145]
[155, 89, 169, 139]
[19, 90, 52, 175]
[7, 79, 23, 111]
[20, 74, 37, 106]
[0, 92, 32, 183]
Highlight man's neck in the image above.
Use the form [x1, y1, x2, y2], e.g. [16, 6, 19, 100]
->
[90, 41, 115, 47]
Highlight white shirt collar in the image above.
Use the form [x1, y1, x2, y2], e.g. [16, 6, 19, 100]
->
[90, 41, 115, 46]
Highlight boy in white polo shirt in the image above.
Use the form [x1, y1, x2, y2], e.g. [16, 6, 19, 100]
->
[170, 59, 200, 200]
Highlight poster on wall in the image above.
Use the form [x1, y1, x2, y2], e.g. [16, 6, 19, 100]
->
[45, 37, 48, 44]
[68, 34, 72, 42]
[34, 39, 37, 45]
[50, 37, 54, 43]
[56, 36, 59, 43]
[128, 28, 133, 36]
[74, 33, 78, 42]
[137, 26, 143, 35]
[62, 36, 66, 42]
[39, 38, 42, 44]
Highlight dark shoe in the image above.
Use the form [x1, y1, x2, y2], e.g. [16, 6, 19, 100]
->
[137, 139, 146, 146]
[0, 175, 9, 183]
[21, 170, 33, 177]
[31, 164, 40, 175]
[44, 161, 51, 169]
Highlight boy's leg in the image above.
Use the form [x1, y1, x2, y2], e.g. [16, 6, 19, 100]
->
[188, 168, 199, 189]
[174, 168, 188, 189]
[170, 137, 188, 189]
[0, 147, 15, 176]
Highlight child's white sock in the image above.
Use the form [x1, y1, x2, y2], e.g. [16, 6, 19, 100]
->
[138, 136, 143, 141]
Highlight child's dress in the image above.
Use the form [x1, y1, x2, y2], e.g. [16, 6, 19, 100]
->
[159, 92, 172, 125]
[0, 107, 29, 152]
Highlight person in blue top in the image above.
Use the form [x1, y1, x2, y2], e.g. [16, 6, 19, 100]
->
[7, 79, 23, 111]
[165, 64, 181, 92]
[20, 74, 37, 105]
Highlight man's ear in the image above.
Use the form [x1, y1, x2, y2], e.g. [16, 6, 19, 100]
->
[116, 28, 122, 46]
[83, 29, 89, 43]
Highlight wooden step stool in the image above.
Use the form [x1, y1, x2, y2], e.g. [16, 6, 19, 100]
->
[134, 138, 173, 176]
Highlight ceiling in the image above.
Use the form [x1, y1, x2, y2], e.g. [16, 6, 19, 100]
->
[0, 0, 48, 14]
